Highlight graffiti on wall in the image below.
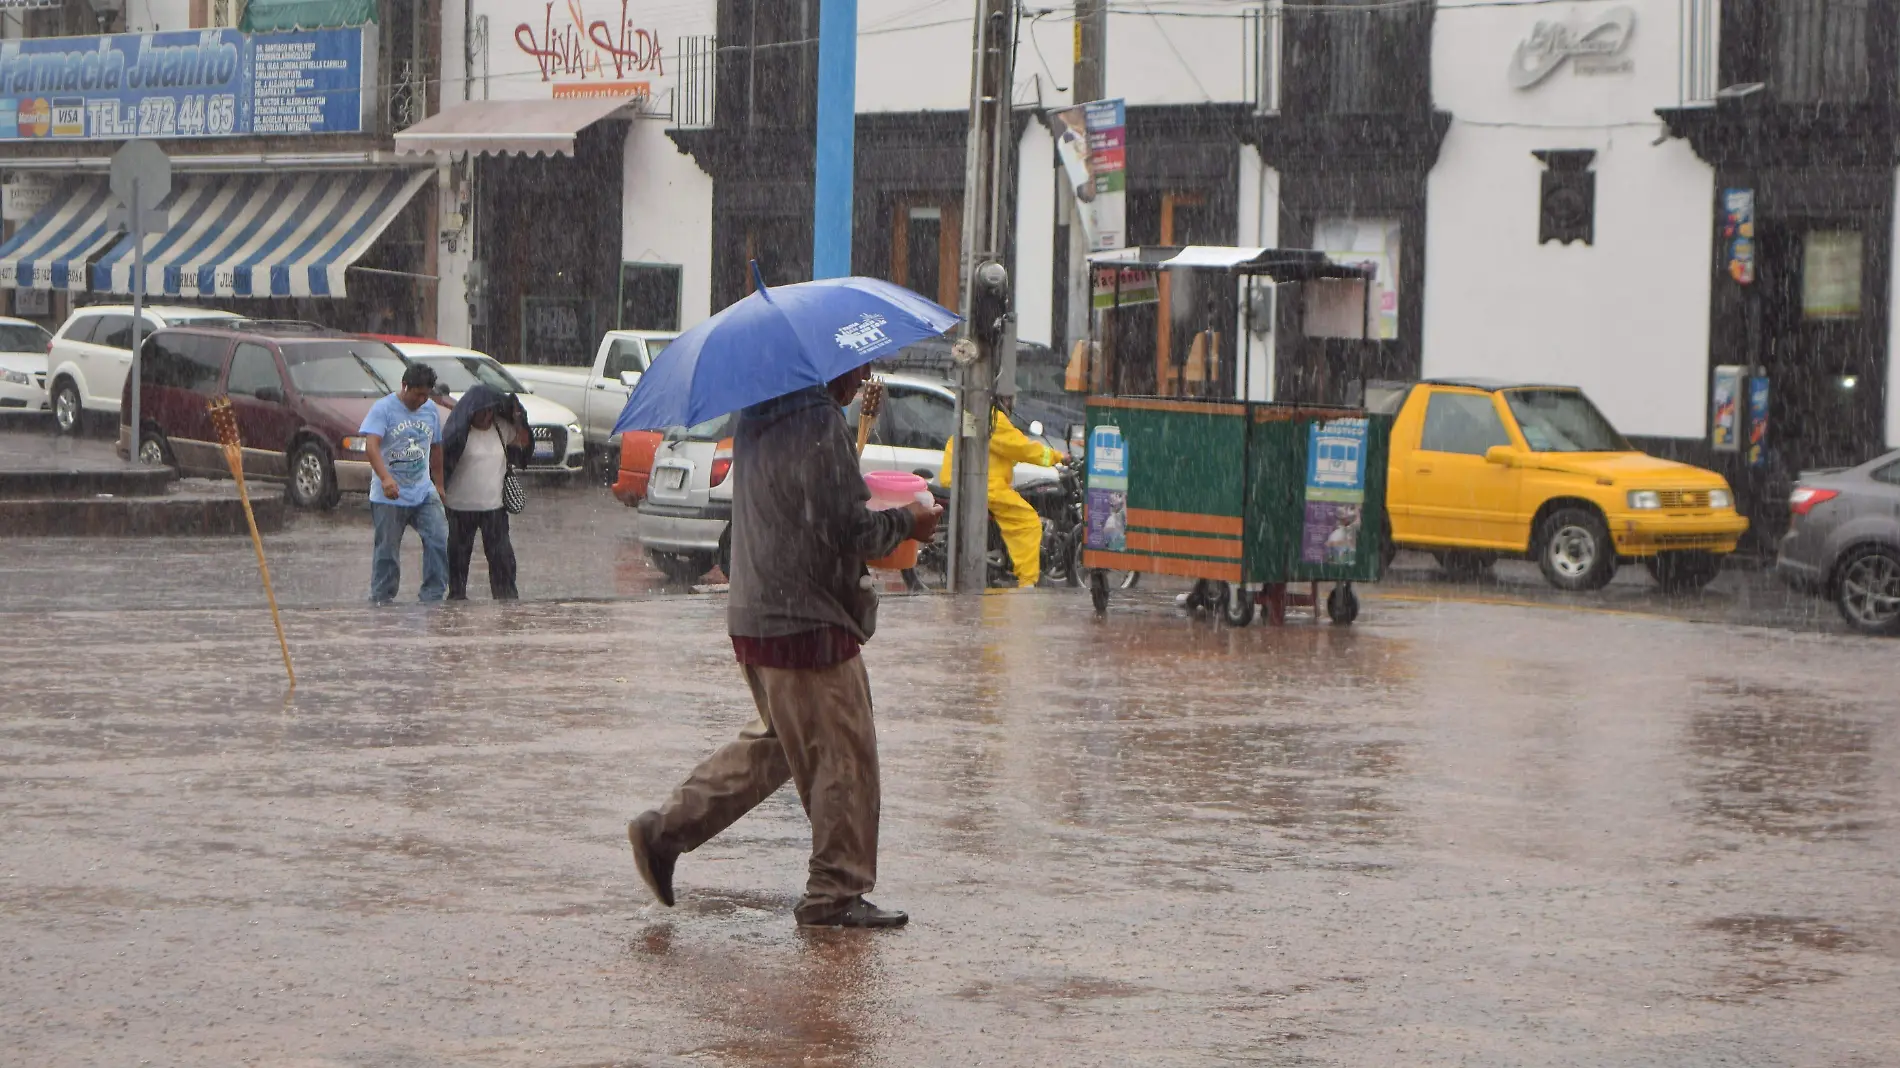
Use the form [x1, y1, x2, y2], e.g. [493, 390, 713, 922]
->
[513, 0, 664, 98]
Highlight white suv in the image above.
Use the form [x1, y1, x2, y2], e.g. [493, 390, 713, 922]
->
[46, 304, 243, 433]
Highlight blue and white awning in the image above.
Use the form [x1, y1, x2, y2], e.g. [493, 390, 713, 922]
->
[0, 178, 121, 292]
[91, 169, 430, 299]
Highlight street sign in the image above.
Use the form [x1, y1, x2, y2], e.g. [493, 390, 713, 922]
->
[110, 140, 172, 213]
[109, 140, 171, 472]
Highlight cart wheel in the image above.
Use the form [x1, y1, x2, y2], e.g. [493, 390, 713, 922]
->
[1221, 583, 1255, 627]
[1326, 583, 1360, 626]
[1089, 569, 1110, 615]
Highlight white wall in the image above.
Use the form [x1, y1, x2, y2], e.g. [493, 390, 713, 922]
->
[1106, 8, 1253, 106]
[1890, 168, 1900, 448]
[1425, 0, 1714, 439]
[622, 117, 714, 328]
[1014, 120, 1056, 346]
[452, 0, 713, 104]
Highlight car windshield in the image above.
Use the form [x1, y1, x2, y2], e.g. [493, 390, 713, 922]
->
[418, 354, 523, 393]
[281, 340, 408, 397]
[0, 323, 51, 352]
[673, 412, 734, 442]
[166, 314, 241, 328]
[1504, 389, 1631, 452]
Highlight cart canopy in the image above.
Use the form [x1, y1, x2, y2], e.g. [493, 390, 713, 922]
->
[1087, 246, 1372, 282]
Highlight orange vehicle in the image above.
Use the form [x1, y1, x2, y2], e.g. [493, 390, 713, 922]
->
[612, 429, 664, 505]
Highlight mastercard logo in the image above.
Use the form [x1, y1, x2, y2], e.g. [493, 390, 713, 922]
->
[17, 98, 50, 137]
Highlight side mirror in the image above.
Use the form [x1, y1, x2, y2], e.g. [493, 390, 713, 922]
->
[619, 371, 642, 388]
[1029, 419, 1044, 437]
[518, 382, 535, 394]
[1484, 445, 1519, 467]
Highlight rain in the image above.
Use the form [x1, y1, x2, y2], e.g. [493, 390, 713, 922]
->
[2, 0, 1899, 1063]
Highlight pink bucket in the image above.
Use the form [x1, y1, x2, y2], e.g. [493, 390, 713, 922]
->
[864, 471, 930, 569]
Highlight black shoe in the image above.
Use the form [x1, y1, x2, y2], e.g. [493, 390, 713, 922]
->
[627, 811, 676, 907]
[799, 897, 909, 929]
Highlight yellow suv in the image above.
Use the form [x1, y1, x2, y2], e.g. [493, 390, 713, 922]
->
[1384, 379, 1748, 591]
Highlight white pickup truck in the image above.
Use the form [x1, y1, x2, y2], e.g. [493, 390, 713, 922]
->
[505, 329, 675, 473]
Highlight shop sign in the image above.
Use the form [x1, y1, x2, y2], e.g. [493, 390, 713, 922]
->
[1722, 188, 1755, 284]
[1301, 418, 1368, 566]
[0, 27, 365, 141]
[1052, 98, 1126, 251]
[1091, 266, 1157, 309]
[1, 172, 57, 221]
[1508, 6, 1636, 88]
[11, 287, 50, 316]
[510, 0, 666, 101]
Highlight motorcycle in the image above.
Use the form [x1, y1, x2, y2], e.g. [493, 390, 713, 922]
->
[902, 459, 1140, 592]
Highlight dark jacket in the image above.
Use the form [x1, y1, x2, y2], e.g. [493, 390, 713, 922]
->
[441, 385, 531, 482]
[726, 386, 912, 641]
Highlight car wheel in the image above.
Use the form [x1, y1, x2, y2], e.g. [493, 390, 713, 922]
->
[52, 379, 81, 435]
[1089, 569, 1110, 614]
[288, 440, 340, 510]
[1220, 582, 1256, 627]
[1432, 550, 1496, 581]
[1834, 545, 1900, 636]
[1646, 550, 1723, 593]
[1063, 522, 1086, 587]
[1536, 507, 1616, 591]
[649, 550, 712, 585]
[1380, 518, 1397, 572]
[716, 528, 732, 579]
[1327, 583, 1360, 625]
[136, 431, 173, 468]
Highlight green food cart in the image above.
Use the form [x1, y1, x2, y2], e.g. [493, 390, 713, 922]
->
[1077, 246, 1392, 625]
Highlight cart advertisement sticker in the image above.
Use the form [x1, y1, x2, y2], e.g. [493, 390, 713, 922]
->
[1091, 266, 1158, 309]
[1711, 364, 1742, 452]
[1086, 424, 1128, 551]
[1301, 418, 1368, 565]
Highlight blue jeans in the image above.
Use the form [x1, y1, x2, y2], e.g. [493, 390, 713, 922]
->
[370, 497, 448, 604]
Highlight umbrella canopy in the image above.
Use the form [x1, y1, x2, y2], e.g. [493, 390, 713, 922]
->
[614, 272, 960, 433]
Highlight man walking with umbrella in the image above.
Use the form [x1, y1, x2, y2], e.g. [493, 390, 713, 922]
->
[621, 271, 955, 928]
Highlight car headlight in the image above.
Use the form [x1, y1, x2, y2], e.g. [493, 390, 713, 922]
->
[1709, 488, 1733, 510]
[0, 369, 28, 386]
[1628, 490, 1661, 510]
[567, 423, 582, 438]
[341, 436, 368, 453]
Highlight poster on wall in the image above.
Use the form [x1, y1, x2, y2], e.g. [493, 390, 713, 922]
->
[1711, 364, 1742, 452]
[1802, 230, 1862, 320]
[521, 295, 596, 366]
[1300, 418, 1368, 566]
[0, 27, 366, 141]
[1051, 98, 1126, 251]
[1311, 218, 1399, 340]
[1747, 376, 1770, 468]
[1085, 424, 1129, 551]
[1722, 188, 1755, 284]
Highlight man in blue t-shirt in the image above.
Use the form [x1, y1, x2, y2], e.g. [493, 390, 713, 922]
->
[361, 363, 448, 604]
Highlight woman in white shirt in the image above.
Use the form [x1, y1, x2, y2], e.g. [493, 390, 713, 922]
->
[440, 385, 530, 600]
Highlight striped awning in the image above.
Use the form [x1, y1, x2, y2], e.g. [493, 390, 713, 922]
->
[0, 178, 121, 291]
[90, 168, 431, 299]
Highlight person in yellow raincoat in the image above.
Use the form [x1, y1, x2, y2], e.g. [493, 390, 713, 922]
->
[940, 400, 1062, 586]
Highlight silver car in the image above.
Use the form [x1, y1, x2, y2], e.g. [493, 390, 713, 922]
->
[636, 413, 736, 583]
[1776, 449, 1900, 634]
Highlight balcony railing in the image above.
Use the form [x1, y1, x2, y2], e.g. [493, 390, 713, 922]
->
[674, 34, 716, 129]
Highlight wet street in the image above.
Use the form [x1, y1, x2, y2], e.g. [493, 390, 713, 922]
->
[2, 427, 1897, 1065]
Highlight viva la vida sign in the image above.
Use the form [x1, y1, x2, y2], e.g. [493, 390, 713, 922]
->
[1509, 6, 1636, 88]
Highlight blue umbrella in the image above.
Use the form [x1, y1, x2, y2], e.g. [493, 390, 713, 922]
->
[614, 268, 961, 433]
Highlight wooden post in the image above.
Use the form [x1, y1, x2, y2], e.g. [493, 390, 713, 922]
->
[207, 397, 295, 689]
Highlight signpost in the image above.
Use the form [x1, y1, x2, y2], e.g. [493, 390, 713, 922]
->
[109, 140, 171, 468]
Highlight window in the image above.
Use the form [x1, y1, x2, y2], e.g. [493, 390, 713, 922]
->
[1775, 0, 1868, 102]
[715, 0, 818, 129]
[1802, 230, 1862, 319]
[881, 387, 956, 452]
[1311, 218, 1400, 340]
[226, 343, 286, 399]
[620, 263, 682, 332]
[141, 334, 226, 393]
[417, 356, 523, 394]
[1873, 460, 1900, 486]
[92, 314, 136, 351]
[60, 315, 103, 343]
[1420, 392, 1513, 455]
[0, 322, 51, 352]
[1503, 389, 1630, 452]
[603, 339, 647, 380]
[281, 341, 407, 397]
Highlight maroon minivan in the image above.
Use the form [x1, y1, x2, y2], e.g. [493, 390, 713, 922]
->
[120, 322, 431, 509]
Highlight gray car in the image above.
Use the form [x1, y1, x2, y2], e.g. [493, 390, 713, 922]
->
[1776, 449, 1900, 634]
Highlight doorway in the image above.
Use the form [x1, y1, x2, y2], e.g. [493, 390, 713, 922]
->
[1755, 218, 1887, 473]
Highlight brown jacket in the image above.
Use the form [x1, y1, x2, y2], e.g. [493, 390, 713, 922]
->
[726, 386, 912, 641]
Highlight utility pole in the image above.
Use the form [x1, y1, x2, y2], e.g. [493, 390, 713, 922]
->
[1063, 0, 1106, 353]
[949, 0, 1018, 593]
[813, 0, 858, 278]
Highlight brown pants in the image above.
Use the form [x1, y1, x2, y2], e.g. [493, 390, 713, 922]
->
[651, 656, 880, 922]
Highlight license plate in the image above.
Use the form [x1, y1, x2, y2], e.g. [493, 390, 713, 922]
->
[659, 467, 687, 490]
[533, 442, 555, 460]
